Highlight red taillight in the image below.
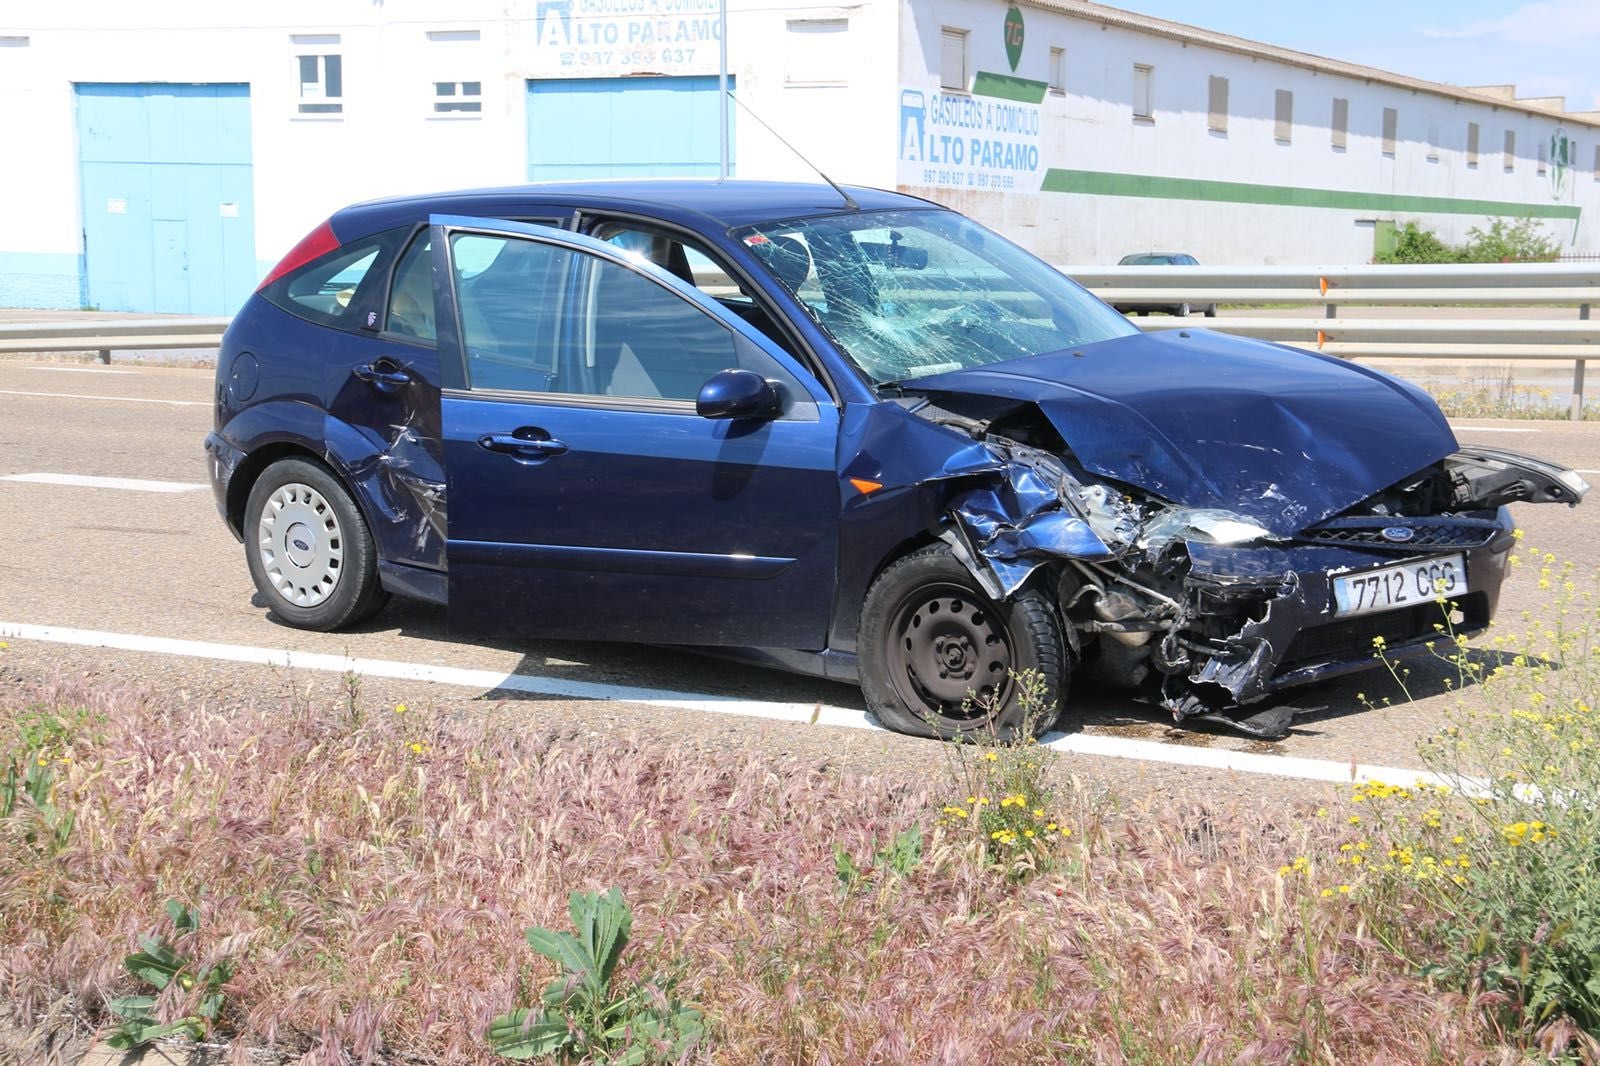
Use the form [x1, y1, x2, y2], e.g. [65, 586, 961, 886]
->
[256, 219, 340, 291]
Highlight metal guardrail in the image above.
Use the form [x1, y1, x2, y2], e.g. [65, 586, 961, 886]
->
[0, 318, 230, 362]
[2, 264, 1598, 415]
[1060, 263, 1600, 419]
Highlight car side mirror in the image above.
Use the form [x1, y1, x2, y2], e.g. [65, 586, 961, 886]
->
[696, 368, 781, 421]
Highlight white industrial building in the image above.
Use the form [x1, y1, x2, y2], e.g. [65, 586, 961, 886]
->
[1, 0, 1596, 314]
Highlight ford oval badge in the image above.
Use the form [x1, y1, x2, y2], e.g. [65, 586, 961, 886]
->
[1380, 526, 1415, 543]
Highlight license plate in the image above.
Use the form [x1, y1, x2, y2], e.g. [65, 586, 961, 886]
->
[1331, 554, 1468, 617]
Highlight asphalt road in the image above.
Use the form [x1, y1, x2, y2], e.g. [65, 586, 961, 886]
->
[2, 356, 1597, 802]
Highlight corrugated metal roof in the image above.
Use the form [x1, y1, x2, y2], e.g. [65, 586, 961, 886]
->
[1025, 0, 1599, 130]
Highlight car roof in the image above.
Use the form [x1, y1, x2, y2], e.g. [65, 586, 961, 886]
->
[330, 180, 941, 240]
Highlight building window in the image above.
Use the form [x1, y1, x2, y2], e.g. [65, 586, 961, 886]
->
[1132, 64, 1154, 122]
[1538, 139, 1547, 175]
[0, 35, 29, 47]
[426, 29, 482, 116]
[1331, 97, 1348, 150]
[293, 35, 343, 116]
[1274, 89, 1293, 143]
[786, 20, 849, 86]
[1049, 47, 1065, 96]
[1426, 121, 1440, 163]
[1467, 122, 1480, 168]
[939, 28, 968, 92]
[1207, 76, 1228, 134]
[1381, 107, 1397, 157]
[434, 81, 482, 113]
[1594, 143, 1599, 179]
[1504, 129, 1516, 171]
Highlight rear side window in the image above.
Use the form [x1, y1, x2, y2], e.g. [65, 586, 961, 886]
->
[387, 234, 436, 342]
[261, 228, 405, 329]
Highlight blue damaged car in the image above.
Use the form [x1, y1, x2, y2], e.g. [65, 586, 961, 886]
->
[206, 181, 1587, 739]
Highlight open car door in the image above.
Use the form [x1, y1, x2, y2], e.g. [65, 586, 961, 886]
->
[429, 214, 843, 647]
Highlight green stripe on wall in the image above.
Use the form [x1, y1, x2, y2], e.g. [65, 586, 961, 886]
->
[1041, 168, 1582, 221]
[972, 71, 1048, 105]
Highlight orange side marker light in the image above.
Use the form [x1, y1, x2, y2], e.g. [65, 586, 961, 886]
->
[849, 478, 883, 495]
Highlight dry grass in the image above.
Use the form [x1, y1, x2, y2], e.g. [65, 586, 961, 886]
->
[1422, 367, 1589, 420]
[0, 674, 1511, 1064]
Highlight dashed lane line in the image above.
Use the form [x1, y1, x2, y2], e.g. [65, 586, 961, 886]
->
[0, 473, 208, 493]
[23, 366, 137, 375]
[0, 389, 206, 407]
[0, 621, 1451, 790]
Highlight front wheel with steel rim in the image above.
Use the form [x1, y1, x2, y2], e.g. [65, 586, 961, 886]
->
[244, 458, 387, 631]
[858, 544, 1068, 740]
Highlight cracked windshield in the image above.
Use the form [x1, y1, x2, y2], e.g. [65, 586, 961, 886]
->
[739, 209, 1135, 385]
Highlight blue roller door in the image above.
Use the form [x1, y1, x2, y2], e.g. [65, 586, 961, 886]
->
[76, 83, 255, 314]
[526, 76, 733, 180]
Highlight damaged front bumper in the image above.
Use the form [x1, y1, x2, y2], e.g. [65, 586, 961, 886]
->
[1167, 521, 1513, 732]
[937, 434, 1525, 739]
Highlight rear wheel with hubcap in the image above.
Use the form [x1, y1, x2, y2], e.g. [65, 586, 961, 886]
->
[245, 458, 387, 630]
[859, 545, 1068, 740]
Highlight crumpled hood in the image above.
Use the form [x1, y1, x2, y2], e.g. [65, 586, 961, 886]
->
[910, 328, 1458, 535]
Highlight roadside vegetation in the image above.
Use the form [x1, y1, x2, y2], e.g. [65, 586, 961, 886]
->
[1422, 367, 1591, 420]
[3, 551, 1599, 1062]
[1376, 216, 1562, 264]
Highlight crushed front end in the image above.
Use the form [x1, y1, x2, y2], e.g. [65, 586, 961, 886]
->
[921, 414, 1582, 739]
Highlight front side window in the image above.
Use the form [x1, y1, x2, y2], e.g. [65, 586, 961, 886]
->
[447, 232, 743, 401]
[738, 209, 1136, 386]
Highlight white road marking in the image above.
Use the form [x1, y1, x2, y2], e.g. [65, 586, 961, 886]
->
[0, 389, 206, 407]
[1576, 470, 1600, 475]
[24, 365, 137, 375]
[0, 473, 207, 493]
[0, 621, 1451, 790]
[1449, 426, 1538, 434]
[1045, 732, 1454, 791]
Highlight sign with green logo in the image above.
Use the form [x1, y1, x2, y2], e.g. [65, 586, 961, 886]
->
[1551, 127, 1572, 199]
[1003, 5, 1024, 72]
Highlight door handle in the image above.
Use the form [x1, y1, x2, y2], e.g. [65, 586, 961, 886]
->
[478, 431, 569, 460]
[353, 362, 411, 392]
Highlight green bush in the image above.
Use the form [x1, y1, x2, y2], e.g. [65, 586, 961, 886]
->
[1462, 217, 1560, 263]
[1377, 221, 1463, 264]
[1340, 549, 1600, 1046]
[106, 900, 234, 1051]
[487, 888, 702, 1064]
[934, 669, 1073, 877]
[1376, 216, 1560, 264]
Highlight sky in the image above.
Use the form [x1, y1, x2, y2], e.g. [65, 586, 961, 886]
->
[1114, 1, 1600, 113]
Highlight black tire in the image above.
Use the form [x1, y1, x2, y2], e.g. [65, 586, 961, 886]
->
[1204, 304, 1218, 317]
[1174, 302, 1191, 317]
[858, 545, 1068, 740]
[244, 458, 388, 631]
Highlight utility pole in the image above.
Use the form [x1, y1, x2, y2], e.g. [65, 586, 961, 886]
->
[718, 0, 729, 179]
